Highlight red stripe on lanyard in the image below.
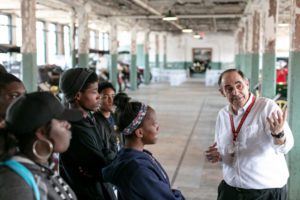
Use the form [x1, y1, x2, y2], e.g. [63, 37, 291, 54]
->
[229, 96, 256, 142]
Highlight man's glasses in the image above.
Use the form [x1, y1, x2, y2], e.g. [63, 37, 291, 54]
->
[223, 82, 244, 94]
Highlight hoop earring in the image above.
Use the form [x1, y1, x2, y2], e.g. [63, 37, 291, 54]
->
[32, 139, 53, 161]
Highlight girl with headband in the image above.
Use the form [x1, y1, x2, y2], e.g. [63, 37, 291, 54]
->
[102, 93, 185, 200]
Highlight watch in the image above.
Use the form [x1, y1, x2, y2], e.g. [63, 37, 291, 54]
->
[271, 131, 285, 139]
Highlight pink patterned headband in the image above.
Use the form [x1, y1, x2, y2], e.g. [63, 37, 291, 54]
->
[121, 103, 148, 135]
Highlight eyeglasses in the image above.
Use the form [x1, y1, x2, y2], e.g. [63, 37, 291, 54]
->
[223, 82, 244, 94]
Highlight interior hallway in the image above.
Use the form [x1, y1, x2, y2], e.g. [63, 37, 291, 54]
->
[126, 78, 226, 200]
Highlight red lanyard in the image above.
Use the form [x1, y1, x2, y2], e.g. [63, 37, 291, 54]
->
[229, 96, 256, 142]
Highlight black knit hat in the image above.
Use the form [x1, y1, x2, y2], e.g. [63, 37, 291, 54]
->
[59, 68, 94, 102]
[5, 91, 83, 135]
[98, 81, 116, 93]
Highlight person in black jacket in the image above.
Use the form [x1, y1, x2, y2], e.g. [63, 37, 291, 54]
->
[102, 93, 185, 200]
[59, 68, 117, 200]
[94, 81, 124, 150]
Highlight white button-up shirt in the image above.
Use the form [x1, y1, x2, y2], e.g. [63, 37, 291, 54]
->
[215, 94, 294, 189]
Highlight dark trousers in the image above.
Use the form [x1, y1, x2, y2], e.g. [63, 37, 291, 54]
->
[217, 180, 287, 200]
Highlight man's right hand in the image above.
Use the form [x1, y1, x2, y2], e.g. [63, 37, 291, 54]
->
[205, 142, 221, 163]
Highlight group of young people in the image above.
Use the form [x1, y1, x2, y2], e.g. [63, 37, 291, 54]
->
[0, 65, 294, 200]
[0, 67, 185, 200]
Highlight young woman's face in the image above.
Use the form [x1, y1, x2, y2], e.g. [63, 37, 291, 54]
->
[99, 88, 115, 113]
[78, 82, 101, 112]
[49, 119, 72, 153]
[141, 108, 159, 145]
[0, 81, 26, 119]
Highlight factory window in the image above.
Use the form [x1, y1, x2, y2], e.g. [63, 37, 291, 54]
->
[0, 14, 10, 44]
[36, 21, 46, 65]
[48, 23, 57, 63]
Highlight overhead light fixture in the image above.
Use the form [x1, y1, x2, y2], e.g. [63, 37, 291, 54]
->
[193, 32, 205, 39]
[162, 10, 178, 21]
[182, 28, 193, 33]
[278, 23, 289, 27]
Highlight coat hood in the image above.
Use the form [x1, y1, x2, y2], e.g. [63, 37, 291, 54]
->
[102, 148, 152, 186]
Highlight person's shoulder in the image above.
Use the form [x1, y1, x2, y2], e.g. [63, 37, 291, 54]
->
[118, 149, 150, 167]
[217, 105, 229, 116]
[71, 118, 96, 133]
[256, 96, 276, 106]
[254, 96, 278, 114]
[0, 166, 33, 199]
[93, 111, 104, 119]
[93, 112, 109, 125]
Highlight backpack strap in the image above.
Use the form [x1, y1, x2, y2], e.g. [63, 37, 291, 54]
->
[0, 159, 40, 200]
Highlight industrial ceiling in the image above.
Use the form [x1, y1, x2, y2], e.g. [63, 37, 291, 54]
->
[0, 0, 292, 34]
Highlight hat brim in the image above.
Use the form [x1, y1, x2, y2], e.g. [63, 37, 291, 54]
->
[56, 109, 83, 122]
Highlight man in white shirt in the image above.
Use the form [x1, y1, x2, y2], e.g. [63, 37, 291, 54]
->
[205, 69, 294, 200]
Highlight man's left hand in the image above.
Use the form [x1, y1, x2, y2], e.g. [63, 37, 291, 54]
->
[267, 108, 287, 136]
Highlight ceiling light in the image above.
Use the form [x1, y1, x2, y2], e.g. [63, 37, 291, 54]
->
[162, 10, 178, 21]
[278, 23, 289, 27]
[182, 28, 193, 33]
[193, 35, 200, 39]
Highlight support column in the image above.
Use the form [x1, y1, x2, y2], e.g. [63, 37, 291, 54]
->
[77, 6, 89, 68]
[144, 31, 151, 85]
[70, 9, 76, 68]
[109, 22, 118, 89]
[21, 0, 37, 92]
[155, 34, 159, 68]
[163, 34, 167, 68]
[288, 1, 300, 199]
[251, 10, 261, 91]
[130, 27, 137, 91]
[262, 0, 278, 98]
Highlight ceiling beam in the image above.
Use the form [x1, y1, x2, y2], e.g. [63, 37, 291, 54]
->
[129, 0, 183, 30]
[107, 14, 243, 19]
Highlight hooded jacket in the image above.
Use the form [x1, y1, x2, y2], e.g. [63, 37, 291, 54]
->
[60, 115, 117, 200]
[102, 148, 185, 200]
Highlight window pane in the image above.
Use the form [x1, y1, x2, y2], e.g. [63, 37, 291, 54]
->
[16, 17, 22, 46]
[48, 23, 57, 63]
[75, 28, 78, 49]
[104, 33, 109, 51]
[64, 25, 71, 68]
[0, 14, 10, 44]
[99, 32, 104, 50]
[90, 30, 96, 49]
[36, 21, 45, 65]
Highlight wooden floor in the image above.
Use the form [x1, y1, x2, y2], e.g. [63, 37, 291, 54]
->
[127, 78, 226, 200]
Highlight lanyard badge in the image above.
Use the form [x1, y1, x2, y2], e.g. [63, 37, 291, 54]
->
[228, 96, 256, 157]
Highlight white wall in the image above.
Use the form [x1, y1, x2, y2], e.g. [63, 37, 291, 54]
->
[117, 31, 236, 64]
[166, 32, 235, 63]
[276, 26, 289, 57]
